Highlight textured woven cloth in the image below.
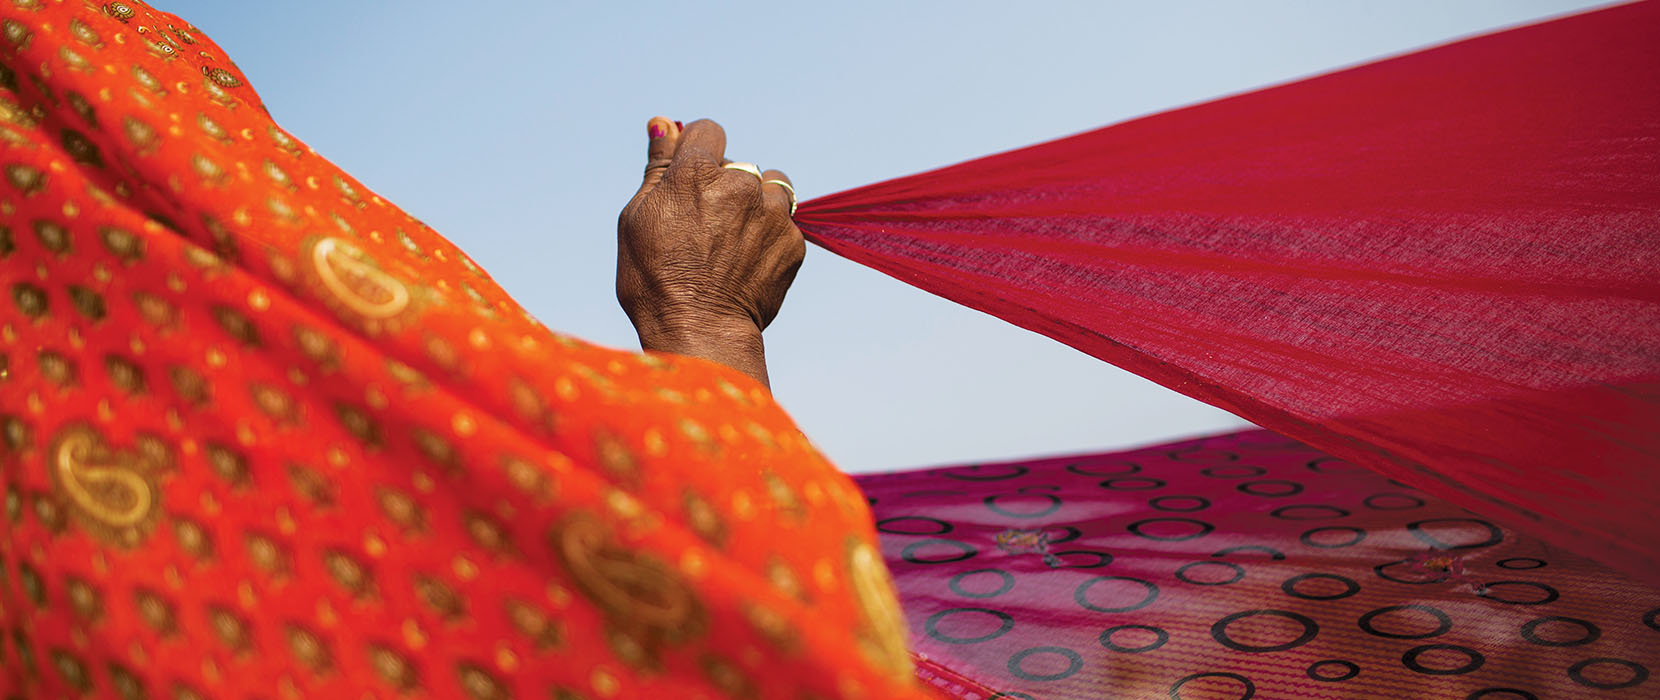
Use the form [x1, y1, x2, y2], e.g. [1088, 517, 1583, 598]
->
[801, 1, 1660, 583]
[0, 2, 928, 698]
[857, 429, 1660, 698]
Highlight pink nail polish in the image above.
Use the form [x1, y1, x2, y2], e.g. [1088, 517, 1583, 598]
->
[649, 123, 667, 139]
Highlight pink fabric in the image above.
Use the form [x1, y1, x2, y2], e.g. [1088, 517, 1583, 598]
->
[800, 1, 1660, 583]
[855, 429, 1660, 699]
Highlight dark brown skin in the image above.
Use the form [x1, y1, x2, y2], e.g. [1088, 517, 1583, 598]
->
[617, 117, 805, 388]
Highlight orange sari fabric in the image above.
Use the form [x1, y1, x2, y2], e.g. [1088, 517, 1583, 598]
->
[0, 2, 930, 699]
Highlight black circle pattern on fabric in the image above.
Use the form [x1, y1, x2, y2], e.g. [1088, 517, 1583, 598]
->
[1149, 495, 1210, 512]
[983, 493, 1061, 519]
[898, 489, 965, 500]
[1271, 505, 1350, 520]
[1407, 517, 1503, 550]
[1176, 561, 1245, 586]
[1099, 624, 1169, 653]
[1168, 672, 1255, 699]
[1075, 576, 1159, 613]
[1237, 479, 1303, 497]
[1358, 604, 1453, 639]
[1306, 660, 1360, 682]
[1282, 573, 1360, 601]
[1466, 690, 1539, 700]
[1300, 526, 1366, 548]
[875, 516, 952, 535]
[1363, 493, 1426, 510]
[1519, 616, 1600, 647]
[1402, 643, 1485, 675]
[1169, 449, 1240, 463]
[1046, 525, 1083, 544]
[1567, 657, 1649, 689]
[864, 431, 1654, 698]
[1211, 609, 1319, 653]
[900, 538, 977, 564]
[1006, 646, 1083, 682]
[948, 568, 1015, 599]
[925, 607, 1015, 645]
[1306, 456, 1354, 473]
[1051, 550, 1113, 569]
[941, 464, 1029, 481]
[1200, 465, 1267, 479]
[1127, 518, 1215, 542]
[1477, 581, 1559, 606]
[1101, 477, 1167, 491]
[1066, 461, 1140, 476]
[1373, 559, 1450, 585]
[1212, 545, 1286, 560]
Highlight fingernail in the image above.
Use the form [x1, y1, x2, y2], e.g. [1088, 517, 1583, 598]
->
[649, 122, 667, 139]
[674, 120, 684, 131]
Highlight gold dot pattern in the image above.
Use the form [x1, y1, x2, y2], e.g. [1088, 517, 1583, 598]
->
[0, 2, 924, 698]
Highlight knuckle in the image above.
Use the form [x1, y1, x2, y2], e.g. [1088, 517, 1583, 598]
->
[707, 176, 761, 206]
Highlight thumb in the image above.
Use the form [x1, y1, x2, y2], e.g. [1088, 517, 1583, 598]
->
[638, 116, 682, 196]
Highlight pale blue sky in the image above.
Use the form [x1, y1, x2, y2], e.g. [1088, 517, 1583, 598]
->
[157, 1, 1608, 473]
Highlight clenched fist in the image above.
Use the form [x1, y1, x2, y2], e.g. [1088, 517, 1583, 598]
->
[617, 118, 805, 388]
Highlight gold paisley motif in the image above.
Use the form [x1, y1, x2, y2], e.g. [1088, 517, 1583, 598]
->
[553, 511, 704, 649]
[12, 282, 48, 317]
[31, 491, 66, 533]
[48, 425, 160, 545]
[504, 598, 561, 648]
[463, 511, 509, 553]
[37, 349, 76, 386]
[133, 587, 177, 636]
[700, 654, 758, 700]
[208, 605, 251, 652]
[245, 531, 290, 576]
[367, 643, 418, 690]
[285, 623, 332, 671]
[682, 489, 726, 547]
[64, 575, 102, 622]
[108, 662, 144, 700]
[414, 575, 464, 620]
[51, 649, 92, 692]
[310, 236, 411, 320]
[104, 2, 136, 23]
[457, 662, 509, 700]
[846, 537, 913, 681]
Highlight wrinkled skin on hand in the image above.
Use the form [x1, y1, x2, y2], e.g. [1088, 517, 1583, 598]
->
[617, 118, 805, 387]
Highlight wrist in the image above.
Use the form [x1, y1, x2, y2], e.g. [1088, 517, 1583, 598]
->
[633, 311, 770, 387]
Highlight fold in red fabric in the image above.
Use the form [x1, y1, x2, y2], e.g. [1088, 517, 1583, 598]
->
[797, 1, 1660, 582]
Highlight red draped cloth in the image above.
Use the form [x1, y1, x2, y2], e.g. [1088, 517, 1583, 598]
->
[799, 1, 1660, 584]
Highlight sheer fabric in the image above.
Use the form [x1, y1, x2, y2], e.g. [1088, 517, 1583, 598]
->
[799, 1, 1660, 583]
[856, 430, 1660, 698]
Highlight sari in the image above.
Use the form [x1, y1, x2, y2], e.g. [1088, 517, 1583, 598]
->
[802, 2, 1660, 696]
[799, 0, 1660, 584]
[859, 430, 1660, 698]
[0, 2, 930, 699]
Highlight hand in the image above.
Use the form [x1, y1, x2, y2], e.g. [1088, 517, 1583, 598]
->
[617, 117, 805, 387]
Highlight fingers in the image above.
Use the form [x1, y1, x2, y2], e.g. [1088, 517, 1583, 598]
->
[760, 169, 797, 218]
[670, 119, 728, 172]
[637, 116, 682, 196]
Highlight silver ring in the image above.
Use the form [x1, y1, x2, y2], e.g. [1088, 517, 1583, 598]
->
[764, 179, 797, 216]
[722, 162, 762, 179]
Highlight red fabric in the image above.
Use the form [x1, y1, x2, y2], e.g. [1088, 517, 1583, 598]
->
[854, 429, 1660, 698]
[798, 1, 1660, 583]
[0, 3, 930, 698]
